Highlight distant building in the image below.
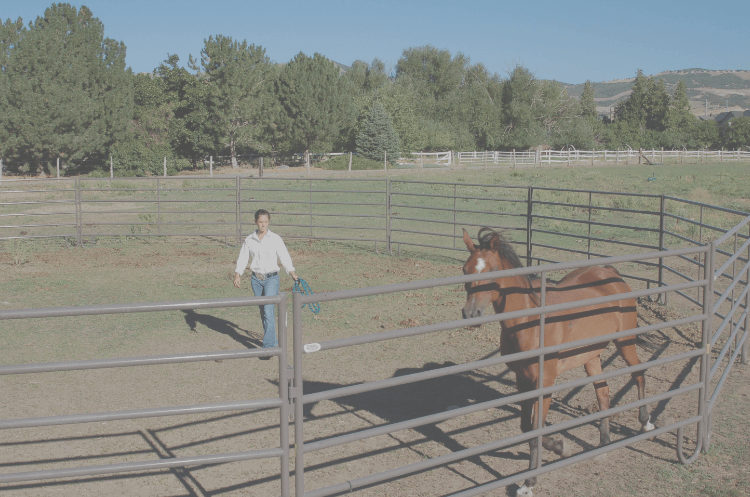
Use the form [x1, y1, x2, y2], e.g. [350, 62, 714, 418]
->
[714, 111, 747, 127]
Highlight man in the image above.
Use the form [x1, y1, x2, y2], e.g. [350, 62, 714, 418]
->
[233, 209, 298, 349]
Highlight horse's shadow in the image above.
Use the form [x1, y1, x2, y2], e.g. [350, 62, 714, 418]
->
[182, 309, 263, 349]
[298, 362, 526, 490]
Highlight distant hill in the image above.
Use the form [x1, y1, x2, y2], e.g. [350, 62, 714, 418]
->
[563, 69, 750, 117]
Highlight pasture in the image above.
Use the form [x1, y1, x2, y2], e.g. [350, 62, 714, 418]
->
[1, 161, 749, 496]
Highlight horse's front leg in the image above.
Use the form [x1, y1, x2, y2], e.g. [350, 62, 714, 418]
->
[517, 373, 569, 497]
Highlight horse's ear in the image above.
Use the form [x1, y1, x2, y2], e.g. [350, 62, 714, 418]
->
[489, 233, 501, 251]
[462, 228, 475, 252]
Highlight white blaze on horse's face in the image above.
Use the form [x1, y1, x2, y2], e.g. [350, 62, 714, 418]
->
[462, 251, 495, 321]
[475, 258, 486, 273]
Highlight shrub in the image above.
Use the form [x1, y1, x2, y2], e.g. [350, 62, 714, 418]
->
[110, 141, 190, 177]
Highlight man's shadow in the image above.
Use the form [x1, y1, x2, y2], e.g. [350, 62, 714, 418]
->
[182, 309, 263, 348]
[299, 362, 525, 489]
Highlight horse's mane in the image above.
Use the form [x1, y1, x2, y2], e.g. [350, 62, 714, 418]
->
[476, 228, 540, 305]
[476, 228, 524, 269]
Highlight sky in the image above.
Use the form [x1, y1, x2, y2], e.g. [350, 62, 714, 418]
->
[3, 0, 749, 84]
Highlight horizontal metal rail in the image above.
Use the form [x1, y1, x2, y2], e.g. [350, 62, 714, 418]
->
[711, 284, 750, 347]
[0, 397, 282, 430]
[531, 243, 661, 269]
[707, 329, 747, 413]
[391, 215, 524, 231]
[0, 223, 76, 229]
[665, 196, 750, 217]
[301, 246, 708, 305]
[715, 236, 750, 277]
[447, 414, 702, 497]
[532, 186, 662, 198]
[302, 315, 703, 406]
[241, 188, 385, 194]
[254, 211, 385, 219]
[303, 355, 702, 455]
[0, 347, 280, 375]
[0, 295, 283, 320]
[532, 200, 660, 216]
[531, 214, 661, 233]
[392, 179, 527, 189]
[0, 200, 75, 206]
[391, 202, 526, 217]
[713, 257, 750, 312]
[531, 228, 661, 251]
[0, 447, 285, 484]
[391, 191, 525, 202]
[710, 310, 747, 379]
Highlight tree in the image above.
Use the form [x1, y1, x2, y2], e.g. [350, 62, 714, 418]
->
[644, 78, 670, 132]
[667, 80, 696, 133]
[0, 5, 132, 166]
[499, 66, 545, 149]
[580, 80, 597, 119]
[355, 101, 400, 163]
[276, 52, 355, 153]
[192, 36, 276, 167]
[615, 70, 649, 127]
[396, 46, 468, 101]
[722, 117, 750, 150]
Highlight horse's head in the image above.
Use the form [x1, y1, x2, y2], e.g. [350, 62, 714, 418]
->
[461, 228, 507, 322]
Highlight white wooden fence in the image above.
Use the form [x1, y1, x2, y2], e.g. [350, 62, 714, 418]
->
[456, 148, 750, 166]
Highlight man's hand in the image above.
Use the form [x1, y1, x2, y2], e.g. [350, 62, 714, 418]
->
[233, 273, 241, 288]
[290, 271, 299, 282]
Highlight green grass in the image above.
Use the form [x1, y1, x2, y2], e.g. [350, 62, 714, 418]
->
[318, 154, 388, 170]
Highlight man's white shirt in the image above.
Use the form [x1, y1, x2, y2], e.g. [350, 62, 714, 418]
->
[235, 229, 295, 276]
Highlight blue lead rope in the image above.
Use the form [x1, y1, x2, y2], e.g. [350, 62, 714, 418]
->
[293, 278, 320, 314]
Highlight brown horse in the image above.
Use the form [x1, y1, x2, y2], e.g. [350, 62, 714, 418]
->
[461, 228, 653, 497]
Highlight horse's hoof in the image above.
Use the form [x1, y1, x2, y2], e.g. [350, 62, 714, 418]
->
[516, 484, 534, 497]
[561, 440, 573, 458]
[642, 419, 655, 432]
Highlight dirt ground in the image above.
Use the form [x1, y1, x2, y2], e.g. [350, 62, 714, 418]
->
[0, 238, 748, 496]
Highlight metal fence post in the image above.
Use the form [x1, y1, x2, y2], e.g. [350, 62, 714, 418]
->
[386, 178, 392, 255]
[292, 290, 305, 497]
[743, 225, 750, 365]
[698, 206, 704, 302]
[453, 184, 457, 249]
[658, 195, 666, 304]
[587, 192, 593, 259]
[236, 176, 241, 246]
[702, 241, 716, 451]
[526, 187, 534, 267]
[157, 178, 161, 236]
[535, 272, 547, 472]
[76, 178, 82, 247]
[278, 292, 290, 497]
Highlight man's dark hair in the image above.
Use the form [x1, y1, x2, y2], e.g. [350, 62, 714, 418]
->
[254, 209, 271, 221]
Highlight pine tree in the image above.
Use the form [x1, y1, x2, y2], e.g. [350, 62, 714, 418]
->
[580, 80, 597, 119]
[667, 80, 696, 132]
[644, 79, 670, 132]
[615, 70, 648, 127]
[0, 5, 132, 164]
[193, 36, 276, 167]
[276, 52, 355, 153]
[356, 101, 400, 163]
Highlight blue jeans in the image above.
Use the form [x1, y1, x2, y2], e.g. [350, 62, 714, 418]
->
[251, 274, 280, 348]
